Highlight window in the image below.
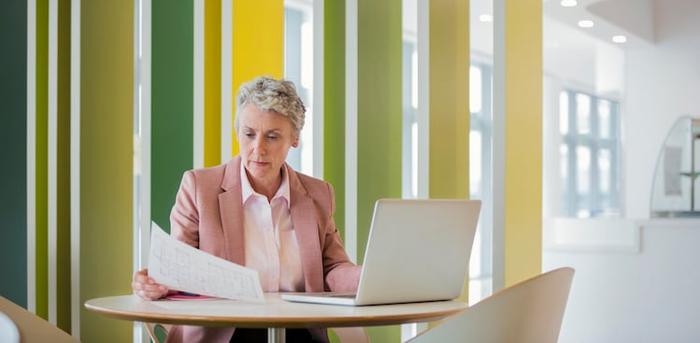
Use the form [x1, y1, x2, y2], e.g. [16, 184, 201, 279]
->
[559, 90, 621, 218]
[284, 3, 314, 176]
[468, 63, 492, 305]
[401, 56, 494, 305]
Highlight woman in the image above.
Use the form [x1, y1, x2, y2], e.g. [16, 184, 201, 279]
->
[132, 77, 361, 343]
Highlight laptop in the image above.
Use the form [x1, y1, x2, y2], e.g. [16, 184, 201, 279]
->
[281, 199, 481, 306]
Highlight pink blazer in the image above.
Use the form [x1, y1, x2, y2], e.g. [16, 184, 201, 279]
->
[164, 157, 360, 343]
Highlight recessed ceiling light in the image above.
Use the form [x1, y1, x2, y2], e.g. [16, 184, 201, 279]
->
[578, 20, 594, 28]
[479, 14, 493, 22]
[561, 0, 578, 7]
[612, 35, 627, 43]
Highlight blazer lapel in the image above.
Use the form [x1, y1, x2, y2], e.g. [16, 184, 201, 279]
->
[288, 168, 324, 292]
[218, 157, 245, 265]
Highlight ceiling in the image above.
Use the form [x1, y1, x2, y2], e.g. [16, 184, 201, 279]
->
[543, 0, 655, 49]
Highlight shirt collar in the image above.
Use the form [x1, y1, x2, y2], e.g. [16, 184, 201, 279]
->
[240, 162, 291, 207]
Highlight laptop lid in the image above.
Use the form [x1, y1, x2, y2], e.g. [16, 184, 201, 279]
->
[354, 199, 481, 305]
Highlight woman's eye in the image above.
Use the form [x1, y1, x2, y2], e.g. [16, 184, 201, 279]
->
[267, 135, 279, 140]
[245, 133, 255, 138]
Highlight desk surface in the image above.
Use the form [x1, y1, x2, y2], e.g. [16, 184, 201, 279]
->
[85, 294, 468, 328]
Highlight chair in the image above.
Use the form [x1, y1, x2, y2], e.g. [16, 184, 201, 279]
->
[408, 267, 575, 343]
[0, 311, 20, 343]
[143, 323, 370, 343]
[0, 296, 79, 343]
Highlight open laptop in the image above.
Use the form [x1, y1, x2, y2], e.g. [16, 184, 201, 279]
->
[281, 199, 481, 306]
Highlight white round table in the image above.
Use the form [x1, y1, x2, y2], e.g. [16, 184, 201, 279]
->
[85, 293, 468, 342]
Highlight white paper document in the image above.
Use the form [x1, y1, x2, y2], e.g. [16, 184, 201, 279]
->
[148, 222, 264, 303]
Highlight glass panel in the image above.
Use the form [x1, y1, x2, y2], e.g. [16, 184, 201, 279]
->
[470, 66, 482, 113]
[411, 122, 418, 197]
[598, 99, 611, 138]
[576, 145, 591, 193]
[411, 50, 418, 109]
[577, 208, 591, 218]
[576, 93, 591, 134]
[560, 144, 568, 180]
[599, 148, 611, 193]
[470, 130, 483, 197]
[559, 92, 569, 135]
[284, 6, 314, 174]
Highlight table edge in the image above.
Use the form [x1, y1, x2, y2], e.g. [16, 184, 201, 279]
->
[84, 300, 467, 328]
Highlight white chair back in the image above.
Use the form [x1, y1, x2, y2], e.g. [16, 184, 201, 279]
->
[408, 267, 575, 343]
[0, 311, 20, 343]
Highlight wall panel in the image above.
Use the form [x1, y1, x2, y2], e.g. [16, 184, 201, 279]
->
[0, 0, 28, 309]
[151, 0, 194, 230]
[80, 0, 133, 340]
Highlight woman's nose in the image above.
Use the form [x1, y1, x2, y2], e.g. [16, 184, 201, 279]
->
[254, 138, 267, 155]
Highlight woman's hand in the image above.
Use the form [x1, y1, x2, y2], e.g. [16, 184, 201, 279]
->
[132, 268, 169, 300]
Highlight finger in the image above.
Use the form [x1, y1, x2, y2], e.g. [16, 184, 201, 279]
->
[141, 283, 166, 293]
[141, 289, 167, 300]
[134, 271, 149, 283]
[136, 289, 160, 300]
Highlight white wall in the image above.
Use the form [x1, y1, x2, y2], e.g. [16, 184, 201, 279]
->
[544, 1, 700, 342]
[624, 0, 700, 219]
[545, 220, 700, 343]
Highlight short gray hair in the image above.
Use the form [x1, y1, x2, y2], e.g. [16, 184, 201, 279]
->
[234, 76, 306, 134]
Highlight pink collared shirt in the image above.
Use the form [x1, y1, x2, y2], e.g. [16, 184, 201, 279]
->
[240, 163, 304, 292]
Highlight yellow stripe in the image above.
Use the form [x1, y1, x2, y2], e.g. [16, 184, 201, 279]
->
[428, 0, 469, 302]
[204, 0, 221, 167]
[504, 0, 542, 286]
[231, 0, 284, 156]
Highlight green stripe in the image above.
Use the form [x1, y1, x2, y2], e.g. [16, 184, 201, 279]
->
[323, 0, 345, 240]
[0, 0, 28, 308]
[152, 0, 194, 232]
[36, 0, 49, 320]
[357, 0, 402, 341]
[56, 0, 72, 332]
[80, 0, 134, 341]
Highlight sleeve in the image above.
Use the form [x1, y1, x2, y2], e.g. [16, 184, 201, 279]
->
[169, 170, 200, 248]
[321, 182, 362, 292]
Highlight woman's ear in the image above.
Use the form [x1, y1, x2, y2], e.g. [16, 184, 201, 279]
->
[292, 133, 300, 148]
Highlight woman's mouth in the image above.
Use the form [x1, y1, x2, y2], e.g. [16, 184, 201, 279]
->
[251, 161, 270, 167]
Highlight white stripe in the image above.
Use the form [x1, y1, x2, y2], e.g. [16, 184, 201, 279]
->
[132, 0, 141, 340]
[221, 0, 233, 162]
[47, 0, 58, 325]
[133, 0, 151, 341]
[416, 0, 429, 199]
[344, 0, 358, 263]
[139, 0, 152, 284]
[70, 0, 81, 336]
[193, 0, 205, 168]
[312, 0, 324, 179]
[27, 0, 37, 314]
[492, 0, 506, 292]
[402, 1, 429, 340]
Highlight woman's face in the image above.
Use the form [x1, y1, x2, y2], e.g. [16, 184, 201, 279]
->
[237, 104, 298, 186]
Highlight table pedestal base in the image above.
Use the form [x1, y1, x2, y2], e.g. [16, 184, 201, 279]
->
[267, 327, 285, 343]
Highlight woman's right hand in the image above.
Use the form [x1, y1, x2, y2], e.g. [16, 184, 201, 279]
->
[132, 268, 169, 300]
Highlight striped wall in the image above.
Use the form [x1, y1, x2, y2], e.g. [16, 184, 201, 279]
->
[426, 0, 471, 301]
[0, 0, 28, 309]
[204, 0, 222, 167]
[56, 0, 72, 331]
[230, 1, 284, 157]
[354, 1, 403, 341]
[151, 0, 194, 231]
[492, 0, 543, 289]
[323, 0, 346, 240]
[1, 0, 545, 341]
[79, 0, 134, 341]
[502, 0, 543, 286]
[35, 0, 49, 321]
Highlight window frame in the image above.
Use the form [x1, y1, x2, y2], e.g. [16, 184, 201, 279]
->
[560, 89, 622, 218]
